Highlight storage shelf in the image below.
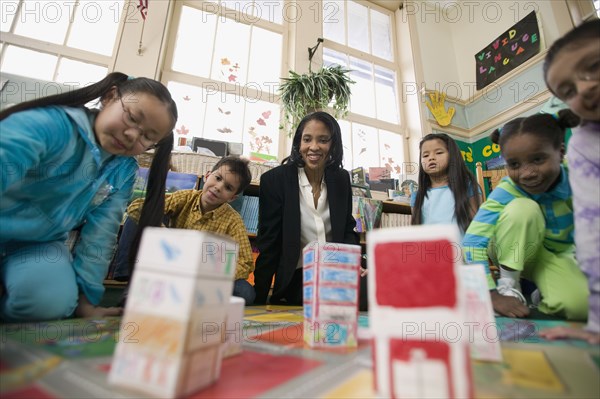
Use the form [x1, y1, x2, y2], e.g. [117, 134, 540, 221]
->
[382, 200, 411, 214]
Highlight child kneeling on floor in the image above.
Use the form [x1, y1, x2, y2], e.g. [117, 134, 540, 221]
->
[462, 111, 589, 320]
[122, 156, 256, 305]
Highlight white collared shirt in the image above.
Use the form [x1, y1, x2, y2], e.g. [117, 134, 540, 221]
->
[297, 167, 332, 269]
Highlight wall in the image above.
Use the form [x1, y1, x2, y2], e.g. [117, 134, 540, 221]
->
[410, 0, 573, 101]
[112, 1, 173, 79]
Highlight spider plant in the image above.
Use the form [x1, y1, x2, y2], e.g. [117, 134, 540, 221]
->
[279, 64, 354, 136]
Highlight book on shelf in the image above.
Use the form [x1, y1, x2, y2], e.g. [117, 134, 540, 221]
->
[133, 167, 199, 202]
[352, 196, 383, 233]
[351, 167, 366, 186]
[239, 195, 259, 235]
[368, 167, 390, 181]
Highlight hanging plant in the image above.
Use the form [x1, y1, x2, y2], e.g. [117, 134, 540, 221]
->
[279, 64, 355, 136]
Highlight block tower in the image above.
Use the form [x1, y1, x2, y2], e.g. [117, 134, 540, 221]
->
[368, 225, 473, 398]
[303, 241, 362, 347]
[109, 228, 237, 398]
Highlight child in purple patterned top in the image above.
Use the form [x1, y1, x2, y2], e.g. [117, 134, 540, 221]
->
[541, 19, 600, 344]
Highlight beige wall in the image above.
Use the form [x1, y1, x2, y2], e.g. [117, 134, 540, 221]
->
[409, 0, 575, 101]
[112, 1, 173, 79]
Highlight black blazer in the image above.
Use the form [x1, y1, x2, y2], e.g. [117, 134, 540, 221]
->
[253, 163, 358, 304]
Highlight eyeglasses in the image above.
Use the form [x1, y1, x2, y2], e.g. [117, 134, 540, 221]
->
[119, 97, 158, 150]
[557, 57, 600, 101]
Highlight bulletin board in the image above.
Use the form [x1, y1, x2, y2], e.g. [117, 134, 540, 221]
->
[475, 11, 541, 90]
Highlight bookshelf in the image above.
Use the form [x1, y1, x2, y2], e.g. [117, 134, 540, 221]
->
[382, 200, 411, 214]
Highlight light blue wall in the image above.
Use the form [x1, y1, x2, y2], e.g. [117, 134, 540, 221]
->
[426, 59, 547, 133]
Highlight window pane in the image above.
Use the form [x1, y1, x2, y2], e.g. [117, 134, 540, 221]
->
[347, 1, 368, 53]
[254, 0, 283, 24]
[323, 1, 344, 44]
[371, 9, 392, 60]
[248, 26, 282, 92]
[323, 47, 348, 68]
[14, 0, 72, 44]
[67, 0, 123, 56]
[56, 58, 107, 86]
[243, 99, 280, 160]
[339, 119, 353, 170]
[349, 56, 375, 118]
[379, 129, 403, 179]
[375, 65, 399, 124]
[172, 7, 216, 77]
[352, 123, 378, 169]
[1, 1, 18, 32]
[167, 81, 208, 147]
[2, 46, 57, 81]
[211, 18, 251, 85]
[203, 91, 244, 142]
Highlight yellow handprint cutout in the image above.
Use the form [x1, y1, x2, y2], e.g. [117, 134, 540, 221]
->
[426, 91, 455, 127]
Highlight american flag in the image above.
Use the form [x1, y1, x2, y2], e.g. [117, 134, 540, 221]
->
[138, 0, 148, 20]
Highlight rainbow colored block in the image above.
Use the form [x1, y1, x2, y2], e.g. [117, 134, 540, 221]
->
[303, 242, 362, 348]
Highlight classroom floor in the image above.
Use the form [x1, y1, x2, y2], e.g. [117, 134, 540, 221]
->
[1, 305, 599, 398]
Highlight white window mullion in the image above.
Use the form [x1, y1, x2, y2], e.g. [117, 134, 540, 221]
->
[1, 32, 111, 66]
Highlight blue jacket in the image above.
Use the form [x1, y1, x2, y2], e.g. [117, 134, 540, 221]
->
[0, 106, 138, 305]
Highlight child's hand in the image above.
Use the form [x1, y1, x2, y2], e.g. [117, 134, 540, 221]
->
[539, 326, 600, 345]
[490, 290, 530, 318]
[75, 294, 123, 318]
[360, 267, 368, 277]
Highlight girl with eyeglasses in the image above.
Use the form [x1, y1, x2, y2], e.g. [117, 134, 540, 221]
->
[540, 19, 600, 344]
[0, 72, 178, 322]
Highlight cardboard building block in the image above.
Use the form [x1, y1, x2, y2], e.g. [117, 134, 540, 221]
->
[302, 242, 362, 348]
[109, 228, 237, 398]
[460, 264, 503, 362]
[367, 225, 474, 399]
[222, 296, 245, 358]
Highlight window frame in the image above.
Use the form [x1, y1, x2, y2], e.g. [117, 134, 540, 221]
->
[161, 0, 288, 158]
[323, 0, 406, 172]
[0, 0, 126, 80]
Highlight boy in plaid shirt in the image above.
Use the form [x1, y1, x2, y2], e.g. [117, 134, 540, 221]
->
[122, 156, 255, 305]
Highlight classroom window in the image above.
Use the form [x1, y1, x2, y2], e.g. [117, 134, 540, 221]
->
[323, 1, 393, 62]
[322, 1, 403, 175]
[0, 0, 123, 83]
[164, 1, 283, 160]
[338, 120, 404, 180]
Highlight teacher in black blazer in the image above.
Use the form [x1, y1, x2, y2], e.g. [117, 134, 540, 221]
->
[254, 111, 365, 306]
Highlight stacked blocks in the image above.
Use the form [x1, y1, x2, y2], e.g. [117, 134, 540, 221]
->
[367, 225, 473, 399]
[303, 242, 362, 348]
[109, 228, 237, 398]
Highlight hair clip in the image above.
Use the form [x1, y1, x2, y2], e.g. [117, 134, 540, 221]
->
[127, 75, 136, 81]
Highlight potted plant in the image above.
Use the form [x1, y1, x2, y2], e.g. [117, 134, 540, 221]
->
[279, 64, 355, 136]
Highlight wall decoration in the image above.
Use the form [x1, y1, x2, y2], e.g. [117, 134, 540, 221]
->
[475, 11, 540, 90]
[426, 91, 455, 127]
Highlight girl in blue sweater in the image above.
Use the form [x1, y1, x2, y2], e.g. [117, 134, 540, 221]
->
[0, 72, 178, 322]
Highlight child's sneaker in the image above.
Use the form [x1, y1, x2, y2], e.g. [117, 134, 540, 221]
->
[530, 288, 541, 308]
[496, 277, 527, 305]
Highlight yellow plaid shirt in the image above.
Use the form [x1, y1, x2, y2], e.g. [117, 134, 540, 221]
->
[127, 189, 254, 280]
